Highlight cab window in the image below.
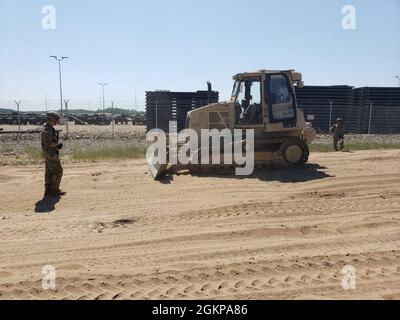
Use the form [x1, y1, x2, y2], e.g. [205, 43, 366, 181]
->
[235, 78, 262, 124]
[267, 74, 296, 122]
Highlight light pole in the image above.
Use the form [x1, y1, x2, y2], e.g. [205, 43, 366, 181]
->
[328, 99, 334, 131]
[14, 100, 21, 136]
[134, 85, 137, 113]
[395, 75, 400, 88]
[45, 93, 48, 112]
[111, 100, 115, 137]
[156, 99, 158, 131]
[63, 99, 69, 139]
[98, 83, 108, 110]
[50, 56, 69, 114]
[368, 100, 374, 134]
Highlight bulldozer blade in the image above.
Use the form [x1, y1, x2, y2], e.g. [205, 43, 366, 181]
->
[147, 155, 168, 180]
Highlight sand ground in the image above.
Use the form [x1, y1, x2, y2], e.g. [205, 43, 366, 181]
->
[0, 149, 400, 300]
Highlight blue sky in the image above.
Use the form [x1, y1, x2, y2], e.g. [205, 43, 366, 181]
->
[0, 0, 399, 110]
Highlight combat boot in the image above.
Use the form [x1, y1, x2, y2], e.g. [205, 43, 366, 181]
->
[44, 184, 52, 197]
[52, 189, 67, 196]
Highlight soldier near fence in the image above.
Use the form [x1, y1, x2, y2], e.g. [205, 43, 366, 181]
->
[41, 112, 65, 197]
[330, 118, 346, 151]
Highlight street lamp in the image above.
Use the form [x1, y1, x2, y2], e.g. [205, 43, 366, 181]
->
[98, 83, 108, 110]
[50, 56, 69, 114]
[14, 100, 21, 136]
[134, 85, 137, 112]
[395, 75, 400, 88]
[368, 100, 374, 134]
[328, 99, 334, 131]
[63, 99, 70, 138]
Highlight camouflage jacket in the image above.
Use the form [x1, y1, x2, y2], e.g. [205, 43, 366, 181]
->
[330, 123, 346, 136]
[41, 123, 59, 160]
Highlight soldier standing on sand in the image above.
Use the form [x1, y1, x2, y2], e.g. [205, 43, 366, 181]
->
[330, 118, 346, 151]
[41, 112, 66, 197]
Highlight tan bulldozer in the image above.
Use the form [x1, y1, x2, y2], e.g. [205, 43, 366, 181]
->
[147, 69, 316, 179]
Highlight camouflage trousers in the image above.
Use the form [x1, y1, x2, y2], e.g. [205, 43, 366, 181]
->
[333, 135, 345, 151]
[44, 157, 63, 194]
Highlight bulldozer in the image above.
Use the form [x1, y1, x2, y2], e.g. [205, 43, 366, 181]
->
[147, 69, 316, 179]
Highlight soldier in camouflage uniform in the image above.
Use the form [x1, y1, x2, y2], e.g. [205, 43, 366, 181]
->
[330, 118, 346, 151]
[41, 112, 65, 196]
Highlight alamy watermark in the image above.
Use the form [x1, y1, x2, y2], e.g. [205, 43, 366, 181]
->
[341, 5, 356, 30]
[41, 5, 56, 30]
[146, 121, 255, 176]
[42, 265, 56, 290]
[341, 265, 356, 290]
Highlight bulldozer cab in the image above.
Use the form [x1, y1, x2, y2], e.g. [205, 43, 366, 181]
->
[231, 70, 303, 132]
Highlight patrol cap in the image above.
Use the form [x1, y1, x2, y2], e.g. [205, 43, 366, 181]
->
[47, 111, 61, 120]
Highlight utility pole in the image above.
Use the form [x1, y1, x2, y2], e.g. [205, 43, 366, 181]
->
[50, 56, 69, 114]
[368, 100, 374, 134]
[395, 75, 400, 88]
[110, 100, 115, 137]
[98, 83, 108, 110]
[45, 93, 48, 112]
[63, 99, 69, 139]
[14, 100, 21, 137]
[134, 86, 137, 113]
[156, 99, 158, 131]
[328, 99, 334, 131]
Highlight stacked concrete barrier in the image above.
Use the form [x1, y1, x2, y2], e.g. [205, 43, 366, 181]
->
[146, 90, 219, 132]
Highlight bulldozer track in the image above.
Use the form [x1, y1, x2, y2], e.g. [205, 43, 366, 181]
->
[165, 135, 310, 176]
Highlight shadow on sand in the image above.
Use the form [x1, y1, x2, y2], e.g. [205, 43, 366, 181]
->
[35, 195, 61, 213]
[158, 163, 333, 184]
